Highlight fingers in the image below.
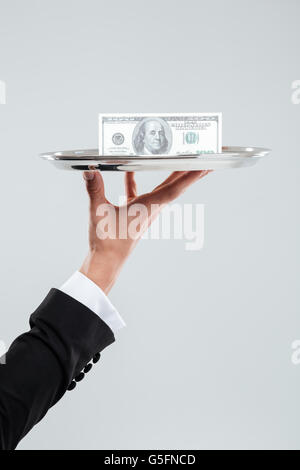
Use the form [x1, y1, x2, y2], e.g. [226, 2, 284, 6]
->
[152, 171, 187, 192]
[83, 171, 107, 209]
[125, 172, 137, 200]
[144, 170, 212, 206]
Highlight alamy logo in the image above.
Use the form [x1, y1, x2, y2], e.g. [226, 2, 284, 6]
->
[0, 80, 6, 104]
[291, 340, 300, 365]
[291, 80, 300, 104]
[95, 198, 205, 251]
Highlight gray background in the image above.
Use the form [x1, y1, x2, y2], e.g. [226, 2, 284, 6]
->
[0, 0, 299, 450]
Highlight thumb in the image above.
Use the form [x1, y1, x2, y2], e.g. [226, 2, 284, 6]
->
[83, 171, 106, 208]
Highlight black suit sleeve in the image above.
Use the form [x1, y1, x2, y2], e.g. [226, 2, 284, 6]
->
[0, 288, 115, 450]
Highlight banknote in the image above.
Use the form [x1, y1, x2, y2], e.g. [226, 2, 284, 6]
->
[99, 113, 222, 156]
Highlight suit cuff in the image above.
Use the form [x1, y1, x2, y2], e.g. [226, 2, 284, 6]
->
[60, 271, 126, 334]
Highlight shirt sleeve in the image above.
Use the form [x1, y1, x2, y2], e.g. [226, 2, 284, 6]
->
[60, 271, 126, 334]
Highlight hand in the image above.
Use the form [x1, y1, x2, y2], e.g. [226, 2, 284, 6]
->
[80, 170, 211, 293]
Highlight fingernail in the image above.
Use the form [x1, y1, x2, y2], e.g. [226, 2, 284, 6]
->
[84, 171, 95, 181]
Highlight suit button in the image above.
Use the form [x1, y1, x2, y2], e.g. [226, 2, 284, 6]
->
[67, 381, 77, 391]
[75, 372, 85, 382]
[84, 363, 93, 373]
[93, 352, 101, 364]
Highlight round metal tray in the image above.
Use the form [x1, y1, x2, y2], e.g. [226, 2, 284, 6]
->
[40, 146, 270, 172]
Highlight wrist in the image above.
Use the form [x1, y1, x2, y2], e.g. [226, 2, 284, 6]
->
[80, 250, 121, 294]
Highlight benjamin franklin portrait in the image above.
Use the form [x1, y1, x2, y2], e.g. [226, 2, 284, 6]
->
[132, 117, 172, 155]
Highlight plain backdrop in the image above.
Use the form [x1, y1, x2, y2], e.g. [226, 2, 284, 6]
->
[0, 0, 300, 450]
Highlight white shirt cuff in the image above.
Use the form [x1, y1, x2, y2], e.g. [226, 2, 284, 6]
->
[60, 271, 126, 334]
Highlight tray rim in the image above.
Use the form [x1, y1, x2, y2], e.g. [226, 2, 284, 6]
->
[40, 146, 271, 162]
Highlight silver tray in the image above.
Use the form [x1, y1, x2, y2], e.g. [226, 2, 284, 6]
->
[40, 146, 270, 172]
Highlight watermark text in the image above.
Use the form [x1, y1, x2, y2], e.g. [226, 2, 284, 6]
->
[291, 80, 300, 104]
[0, 80, 6, 104]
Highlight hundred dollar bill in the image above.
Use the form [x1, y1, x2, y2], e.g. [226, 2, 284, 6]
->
[99, 113, 222, 156]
